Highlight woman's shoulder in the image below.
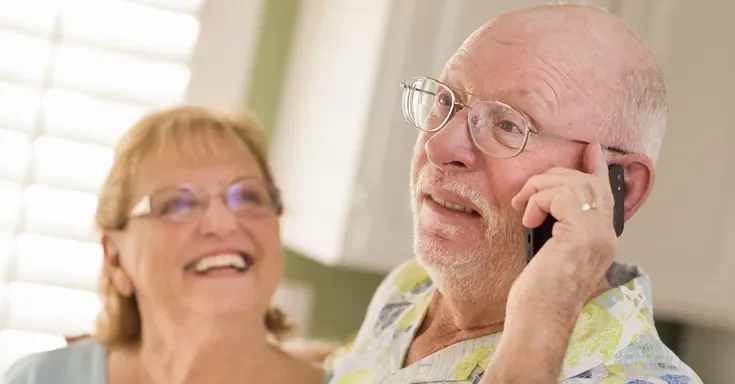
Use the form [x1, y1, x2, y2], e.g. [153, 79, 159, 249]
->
[2, 339, 108, 384]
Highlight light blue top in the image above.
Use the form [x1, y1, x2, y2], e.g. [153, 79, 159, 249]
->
[3, 339, 331, 384]
[2, 339, 107, 384]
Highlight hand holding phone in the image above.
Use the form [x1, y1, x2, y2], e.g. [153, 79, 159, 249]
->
[524, 164, 625, 263]
[508, 143, 623, 314]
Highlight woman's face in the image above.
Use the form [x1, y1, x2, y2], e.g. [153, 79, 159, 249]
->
[103, 134, 282, 321]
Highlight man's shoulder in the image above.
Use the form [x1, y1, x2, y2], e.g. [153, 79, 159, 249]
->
[559, 268, 702, 382]
[606, 332, 702, 382]
[564, 326, 703, 383]
[2, 339, 107, 384]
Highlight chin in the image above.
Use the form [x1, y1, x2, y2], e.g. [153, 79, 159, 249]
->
[413, 231, 482, 278]
[187, 295, 262, 318]
[183, 280, 272, 318]
[413, 224, 526, 291]
[181, 263, 281, 319]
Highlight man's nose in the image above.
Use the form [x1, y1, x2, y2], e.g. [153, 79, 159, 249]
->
[198, 198, 238, 237]
[424, 109, 481, 171]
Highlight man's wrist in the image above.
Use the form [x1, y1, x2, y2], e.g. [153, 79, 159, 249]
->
[507, 289, 585, 331]
[482, 302, 583, 384]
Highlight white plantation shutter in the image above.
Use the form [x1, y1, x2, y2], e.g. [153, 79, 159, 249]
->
[0, 0, 206, 372]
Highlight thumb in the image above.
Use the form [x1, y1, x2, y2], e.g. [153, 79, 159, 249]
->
[583, 141, 608, 178]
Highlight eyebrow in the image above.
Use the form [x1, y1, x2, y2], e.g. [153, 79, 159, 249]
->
[138, 175, 265, 197]
[227, 175, 264, 184]
[443, 78, 532, 114]
[442, 71, 472, 97]
[443, 57, 560, 106]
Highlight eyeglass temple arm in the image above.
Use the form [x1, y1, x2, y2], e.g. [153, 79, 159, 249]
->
[400, 85, 469, 109]
[401, 83, 438, 96]
[533, 130, 629, 155]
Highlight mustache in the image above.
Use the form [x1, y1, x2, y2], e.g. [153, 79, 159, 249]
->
[416, 167, 495, 216]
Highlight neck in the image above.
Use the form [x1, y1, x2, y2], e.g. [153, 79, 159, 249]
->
[404, 272, 510, 366]
[427, 269, 513, 333]
[425, 266, 615, 334]
[134, 307, 275, 384]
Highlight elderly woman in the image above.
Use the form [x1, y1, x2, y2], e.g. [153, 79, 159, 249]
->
[3, 106, 325, 384]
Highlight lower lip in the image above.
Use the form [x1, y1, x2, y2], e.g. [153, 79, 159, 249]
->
[187, 266, 250, 278]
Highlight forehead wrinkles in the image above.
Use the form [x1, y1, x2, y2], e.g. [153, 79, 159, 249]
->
[444, 37, 540, 94]
[441, 51, 481, 97]
[450, 33, 610, 129]
[440, 50, 551, 124]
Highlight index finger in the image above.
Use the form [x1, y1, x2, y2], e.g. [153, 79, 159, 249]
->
[583, 141, 609, 179]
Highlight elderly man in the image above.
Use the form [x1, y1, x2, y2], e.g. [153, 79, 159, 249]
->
[324, 4, 702, 384]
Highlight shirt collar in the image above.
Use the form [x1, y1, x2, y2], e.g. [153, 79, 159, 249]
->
[391, 261, 655, 381]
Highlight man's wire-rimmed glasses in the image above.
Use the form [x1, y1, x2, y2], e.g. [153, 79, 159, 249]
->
[400, 76, 628, 158]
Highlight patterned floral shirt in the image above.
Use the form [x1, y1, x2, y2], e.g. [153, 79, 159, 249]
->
[323, 260, 702, 384]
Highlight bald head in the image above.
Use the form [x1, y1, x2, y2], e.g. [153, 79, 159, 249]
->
[475, 5, 647, 70]
[453, 4, 667, 163]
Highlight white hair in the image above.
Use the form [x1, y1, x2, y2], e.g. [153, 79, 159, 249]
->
[546, 1, 669, 164]
[618, 68, 668, 165]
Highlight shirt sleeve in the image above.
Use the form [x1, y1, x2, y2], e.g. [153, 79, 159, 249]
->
[2, 352, 46, 384]
[2, 341, 106, 384]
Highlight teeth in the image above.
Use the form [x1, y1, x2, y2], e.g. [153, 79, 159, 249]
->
[192, 253, 249, 274]
[430, 195, 474, 213]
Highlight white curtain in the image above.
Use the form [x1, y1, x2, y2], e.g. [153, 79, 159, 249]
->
[0, 0, 205, 372]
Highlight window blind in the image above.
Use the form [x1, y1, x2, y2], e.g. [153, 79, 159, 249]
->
[0, 0, 205, 372]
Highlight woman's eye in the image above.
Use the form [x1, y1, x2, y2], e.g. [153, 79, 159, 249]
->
[236, 191, 264, 205]
[162, 197, 197, 215]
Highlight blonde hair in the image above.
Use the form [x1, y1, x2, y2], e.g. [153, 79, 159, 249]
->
[94, 105, 294, 346]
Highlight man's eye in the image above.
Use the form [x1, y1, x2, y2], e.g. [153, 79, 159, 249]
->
[437, 92, 453, 106]
[498, 121, 521, 133]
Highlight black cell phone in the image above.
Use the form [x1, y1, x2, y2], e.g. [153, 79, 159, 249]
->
[525, 164, 625, 263]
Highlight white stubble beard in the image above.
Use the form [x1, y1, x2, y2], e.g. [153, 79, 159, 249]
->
[410, 166, 527, 305]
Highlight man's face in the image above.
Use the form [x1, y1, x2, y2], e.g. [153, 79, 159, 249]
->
[410, 30, 601, 281]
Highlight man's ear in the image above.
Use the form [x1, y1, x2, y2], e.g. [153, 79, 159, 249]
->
[102, 233, 134, 297]
[615, 153, 655, 221]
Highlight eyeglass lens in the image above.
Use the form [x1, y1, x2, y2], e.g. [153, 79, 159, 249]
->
[146, 179, 273, 221]
[402, 77, 530, 157]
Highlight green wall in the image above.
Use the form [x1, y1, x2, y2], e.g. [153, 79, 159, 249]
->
[244, 0, 386, 342]
[281, 250, 387, 341]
